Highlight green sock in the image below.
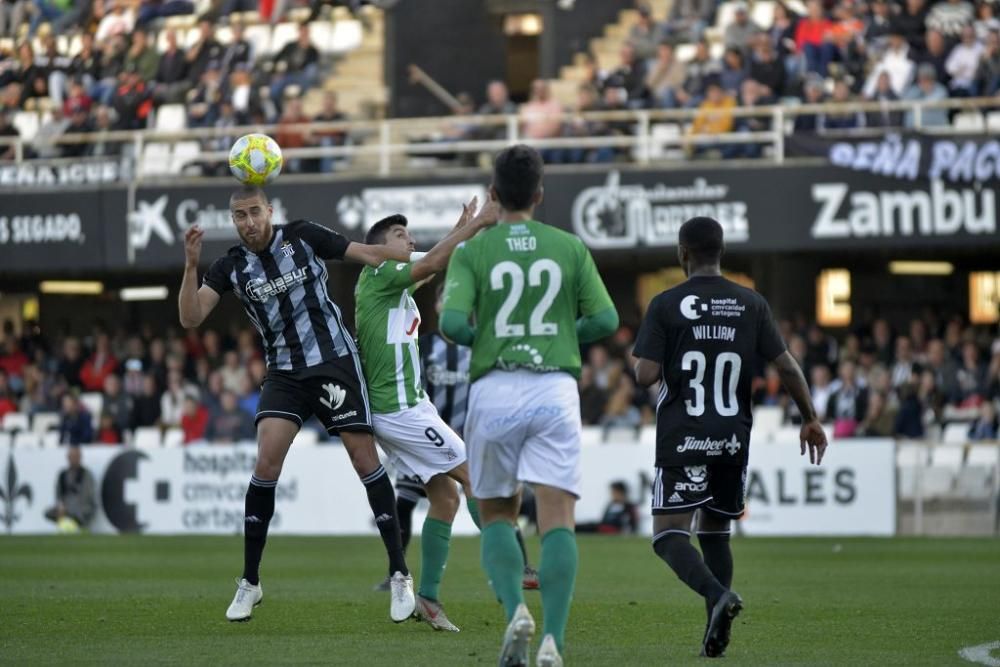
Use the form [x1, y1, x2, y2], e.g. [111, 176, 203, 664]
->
[481, 520, 524, 620]
[539, 527, 578, 652]
[418, 518, 452, 602]
[465, 497, 482, 529]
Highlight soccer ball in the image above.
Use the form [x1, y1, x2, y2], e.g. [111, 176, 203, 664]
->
[229, 133, 283, 186]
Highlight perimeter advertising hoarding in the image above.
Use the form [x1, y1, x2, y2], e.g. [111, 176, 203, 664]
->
[0, 437, 894, 536]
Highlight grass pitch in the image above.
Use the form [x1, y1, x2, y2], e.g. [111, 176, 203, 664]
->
[1, 535, 997, 665]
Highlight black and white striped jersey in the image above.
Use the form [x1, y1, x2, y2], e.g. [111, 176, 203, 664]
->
[419, 331, 471, 436]
[202, 220, 356, 372]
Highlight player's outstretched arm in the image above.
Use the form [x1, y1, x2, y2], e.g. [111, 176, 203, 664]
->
[343, 241, 412, 267]
[773, 351, 829, 465]
[409, 197, 499, 285]
[178, 226, 221, 329]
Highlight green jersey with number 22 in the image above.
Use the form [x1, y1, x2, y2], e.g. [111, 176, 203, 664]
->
[443, 220, 613, 382]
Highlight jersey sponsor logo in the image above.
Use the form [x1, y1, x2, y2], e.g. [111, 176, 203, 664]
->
[675, 465, 708, 492]
[319, 383, 347, 411]
[810, 181, 995, 240]
[675, 434, 743, 457]
[331, 410, 358, 421]
[245, 267, 309, 302]
[680, 295, 707, 320]
[571, 171, 750, 250]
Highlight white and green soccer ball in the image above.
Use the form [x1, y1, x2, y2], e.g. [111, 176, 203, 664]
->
[229, 133, 283, 186]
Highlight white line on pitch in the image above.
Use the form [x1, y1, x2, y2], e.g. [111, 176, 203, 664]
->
[960, 642, 1000, 667]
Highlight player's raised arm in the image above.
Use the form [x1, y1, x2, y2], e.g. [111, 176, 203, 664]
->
[178, 226, 221, 328]
[292, 219, 412, 267]
[772, 351, 829, 465]
[409, 197, 499, 284]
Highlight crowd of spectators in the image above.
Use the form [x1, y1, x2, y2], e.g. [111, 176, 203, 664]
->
[0, 4, 353, 172]
[1, 309, 997, 447]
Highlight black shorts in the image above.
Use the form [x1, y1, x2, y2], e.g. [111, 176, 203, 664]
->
[651, 464, 747, 519]
[256, 355, 373, 435]
[395, 474, 427, 503]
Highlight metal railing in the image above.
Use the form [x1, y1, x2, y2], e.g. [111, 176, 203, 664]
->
[1, 96, 998, 182]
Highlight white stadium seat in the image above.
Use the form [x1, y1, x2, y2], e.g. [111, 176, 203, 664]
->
[134, 427, 162, 449]
[244, 25, 272, 60]
[966, 444, 1000, 467]
[930, 444, 964, 468]
[953, 112, 984, 132]
[0, 431, 10, 448]
[896, 442, 928, 467]
[171, 141, 202, 173]
[32, 412, 60, 435]
[987, 112, 1000, 132]
[12, 111, 40, 142]
[330, 19, 364, 53]
[140, 142, 174, 177]
[163, 428, 184, 449]
[941, 422, 970, 445]
[79, 393, 104, 427]
[2, 412, 30, 433]
[13, 431, 41, 448]
[155, 104, 188, 133]
[752, 406, 784, 441]
[270, 22, 298, 55]
[41, 431, 60, 448]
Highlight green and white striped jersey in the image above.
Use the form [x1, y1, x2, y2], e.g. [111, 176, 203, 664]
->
[355, 261, 426, 414]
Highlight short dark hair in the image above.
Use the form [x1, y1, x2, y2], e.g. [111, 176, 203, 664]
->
[492, 144, 543, 211]
[678, 216, 724, 265]
[229, 185, 268, 207]
[365, 214, 407, 245]
[610, 480, 629, 495]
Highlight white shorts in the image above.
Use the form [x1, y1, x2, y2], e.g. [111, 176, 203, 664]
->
[372, 399, 467, 484]
[465, 369, 582, 499]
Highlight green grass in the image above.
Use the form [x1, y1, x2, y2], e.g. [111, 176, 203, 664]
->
[1, 535, 998, 665]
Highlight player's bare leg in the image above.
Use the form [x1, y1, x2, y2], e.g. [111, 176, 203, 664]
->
[532, 484, 577, 665]
[226, 417, 298, 621]
[413, 473, 462, 631]
[652, 512, 741, 657]
[341, 430, 415, 621]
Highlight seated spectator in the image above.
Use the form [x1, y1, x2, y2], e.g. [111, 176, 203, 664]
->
[675, 39, 720, 107]
[271, 23, 320, 106]
[665, 0, 713, 43]
[274, 97, 316, 173]
[975, 1, 1000, 40]
[725, 2, 763, 55]
[0, 0, 28, 38]
[719, 47, 748, 97]
[61, 101, 93, 157]
[221, 22, 254, 75]
[576, 481, 639, 534]
[629, 4, 664, 61]
[827, 360, 868, 437]
[520, 79, 564, 161]
[186, 63, 224, 129]
[903, 63, 950, 127]
[897, 0, 929, 54]
[810, 364, 835, 418]
[752, 365, 786, 406]
[919, 30, 951, 85]
[124, 28, 160, 83]
[186, 18, 224, 85]
[769, 1, 800, 67]
[205, 390, 255, 443]
[967, 400, 998, 440]
[101, 373, 131, 434]
[95, 0, 136, 43]
[44, 447, 96, 531]
[748, 32, 786, 98]
[926, 0, 975, 42]
[88, 106, 121, 156]
[564, 83, 617, 163]
[818, 80, 865, 132]
[80, 333, 117, 393]
[59, 393, 93, 445]
[478, 79, 516, 118]
[729, 78, 771, 158]
[0, 369, 17, 419]
[894, 376, 926, 438]
[687, 80, 735, 157]
[238, 376, 259, 417]
[865, 0, 895, 50]
[945, 25, 983, 95]
[154, 29, 189, 104]
[866, 71, 904, 127]
[62, 80, 93, 120]
[0, 112, 18, 161]
[857, 391, 897, 437]
[954, 341, 987, 404]
[135, 0, 195, 28]
[130, 373, 161, 429]
[646, 41, 686, 108]
[113, 65, 154, 130]
[601, 374, 642, 432]
[606, 42, 649, 107]
[95, 411, 123, 444]
[181, 392, 210, 443]
[975, 29, 1000, 96]
[161, 369, 193, 428]
[892, 337, 916, 388]
[579, 364, 608, 426]
[795, 0, 836, 75]
[36, 35, 72, 109]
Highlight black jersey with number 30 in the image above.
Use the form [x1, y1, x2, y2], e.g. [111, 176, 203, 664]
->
[634, 276, 786, 468]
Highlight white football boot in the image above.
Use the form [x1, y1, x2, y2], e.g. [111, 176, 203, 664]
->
[415, 594, 461, 632]
[226, 578, 263, 622]
[498, 603, 536, 667]
[389, 571, 416, 622]
[536, 634, 563, 667]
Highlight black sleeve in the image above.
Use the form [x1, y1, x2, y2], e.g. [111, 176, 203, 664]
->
[633, 294, 669, 363]
[755, 295, 786, 362]
[291, 219, 350, 261]
[202, 256, 233, 294]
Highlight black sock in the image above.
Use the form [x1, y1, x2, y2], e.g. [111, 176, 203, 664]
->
[653, 529, 726, 605]
[396, 496, 418, 555]
[242, 475, 276, 586]
[514, 526, 530, 568]
[698, 531, 733, 588]
[362, 465, 408, 576]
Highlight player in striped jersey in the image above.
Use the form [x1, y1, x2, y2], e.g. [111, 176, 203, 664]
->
[179, 186, 416, 624]
[354, 199, 496, 631]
